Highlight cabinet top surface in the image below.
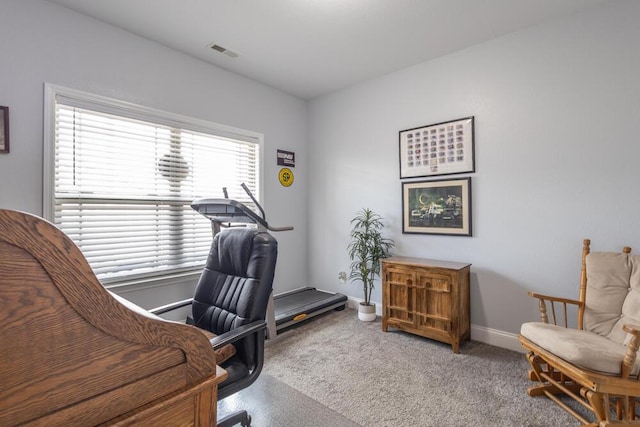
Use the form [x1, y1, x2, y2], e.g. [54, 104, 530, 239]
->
[382, 256, 471, 270]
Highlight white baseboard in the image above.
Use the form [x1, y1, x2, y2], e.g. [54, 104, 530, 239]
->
[347, 296, 524, 353]
[470, 324, 524, 353]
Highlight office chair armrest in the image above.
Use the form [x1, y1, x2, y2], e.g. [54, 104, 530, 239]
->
[210, 321, 267, 350]
[148, 298, 193, 315]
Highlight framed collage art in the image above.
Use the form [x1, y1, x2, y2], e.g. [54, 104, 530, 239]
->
[399, 116, 474, 179]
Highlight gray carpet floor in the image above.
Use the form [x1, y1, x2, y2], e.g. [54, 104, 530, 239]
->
[253, 308, 587, 427]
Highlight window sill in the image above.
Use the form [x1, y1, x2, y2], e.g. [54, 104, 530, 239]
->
[104, 269, 202, 294]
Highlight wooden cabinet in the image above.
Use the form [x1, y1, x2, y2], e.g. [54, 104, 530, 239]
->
[382, 257, 471, 353]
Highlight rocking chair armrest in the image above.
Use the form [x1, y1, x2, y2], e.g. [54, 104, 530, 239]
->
[527, 291, 582, 326]
[623, 324, 640, 335]
[622, 324, 640, 379]
[527, 292, 582, 307]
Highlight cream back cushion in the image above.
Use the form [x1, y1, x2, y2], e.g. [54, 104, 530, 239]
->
[584, 252, 640, 344]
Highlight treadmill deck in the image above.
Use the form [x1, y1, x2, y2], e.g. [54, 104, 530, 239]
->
[273, 287, 347, 330]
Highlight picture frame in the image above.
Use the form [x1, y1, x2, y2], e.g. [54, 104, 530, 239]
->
[402, 177, 472, 236]
[0, 106, 8, 154]
[399, 116, 474, 179]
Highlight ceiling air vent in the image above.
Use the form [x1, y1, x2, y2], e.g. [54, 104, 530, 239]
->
[207, 42, 239, 58]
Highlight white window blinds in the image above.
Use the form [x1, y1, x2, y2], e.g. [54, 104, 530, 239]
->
[46, 85, 261, 284]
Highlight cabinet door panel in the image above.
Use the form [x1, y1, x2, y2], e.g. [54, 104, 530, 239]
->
[416, 290, 451, 330]
[385, 269, 414, 325]
[418, 273, 451, 292]
[416, 273, 452, 330]
[388, 283, 413, 324]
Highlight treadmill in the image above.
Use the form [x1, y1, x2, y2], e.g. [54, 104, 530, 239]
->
[191, 184, 347, 338]
[273, 287, 346, 332]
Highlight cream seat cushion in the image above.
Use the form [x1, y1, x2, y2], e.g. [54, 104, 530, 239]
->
[520, 322, 640, 376]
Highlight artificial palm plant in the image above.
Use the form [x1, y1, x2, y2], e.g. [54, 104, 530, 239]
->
[347, 208, 394, 307]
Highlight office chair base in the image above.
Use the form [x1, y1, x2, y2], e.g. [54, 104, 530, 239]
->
[218, 410, 251, 427]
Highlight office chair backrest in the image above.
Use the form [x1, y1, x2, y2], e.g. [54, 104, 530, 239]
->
[192, 227, 277, 366]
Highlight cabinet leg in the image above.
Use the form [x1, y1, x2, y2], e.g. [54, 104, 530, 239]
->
[382, 319, 388, 332]
[452, 341, 460, 354]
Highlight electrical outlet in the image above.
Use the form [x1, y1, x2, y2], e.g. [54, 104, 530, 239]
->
[338, 271, 347, 283]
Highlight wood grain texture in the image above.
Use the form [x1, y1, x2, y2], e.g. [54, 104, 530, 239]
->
[0, 209, 226, 426]
[382, 257, 471, 354]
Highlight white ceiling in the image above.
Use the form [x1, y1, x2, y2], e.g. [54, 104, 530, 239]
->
[46, 0, 608, 99]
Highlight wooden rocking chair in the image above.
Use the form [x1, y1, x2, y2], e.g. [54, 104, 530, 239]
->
[520, 239, 640, 426]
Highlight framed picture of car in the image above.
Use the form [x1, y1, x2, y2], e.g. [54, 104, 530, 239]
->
[402, 177, 472, 236]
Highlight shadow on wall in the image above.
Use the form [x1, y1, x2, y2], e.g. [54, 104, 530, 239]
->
[470, 269, 560, 336]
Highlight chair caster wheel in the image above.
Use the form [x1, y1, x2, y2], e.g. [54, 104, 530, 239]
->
[241, 415, 251, 426]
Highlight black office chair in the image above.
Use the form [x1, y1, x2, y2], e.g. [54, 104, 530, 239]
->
[152, 226, 277, 427]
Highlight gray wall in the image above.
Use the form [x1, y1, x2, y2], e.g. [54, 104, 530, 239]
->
[0, 0, 308, 306]
[2, 0, 639, 344]
[307, 0, 640, 337]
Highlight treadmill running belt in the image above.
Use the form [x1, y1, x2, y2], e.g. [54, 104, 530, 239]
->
[273, 287, 347, 329]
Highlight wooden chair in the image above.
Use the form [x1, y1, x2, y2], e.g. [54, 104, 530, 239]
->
[0, 209, 227, 426]
[520, 239, 640, 426]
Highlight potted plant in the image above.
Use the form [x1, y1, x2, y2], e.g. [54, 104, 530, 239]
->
[347, 208, 394, 321]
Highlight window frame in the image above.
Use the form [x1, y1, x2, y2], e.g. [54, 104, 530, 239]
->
[43, 83, 265, 287]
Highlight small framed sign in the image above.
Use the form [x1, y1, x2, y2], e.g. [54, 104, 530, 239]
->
[0, 106, 9, 154]
[277, 149, 295, 167]
[399, 116, 474, 179]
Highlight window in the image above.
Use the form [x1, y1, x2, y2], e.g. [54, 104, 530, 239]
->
[44, 84, 262, 285]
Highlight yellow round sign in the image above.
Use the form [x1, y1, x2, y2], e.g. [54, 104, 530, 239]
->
[278, 167, 294, 187]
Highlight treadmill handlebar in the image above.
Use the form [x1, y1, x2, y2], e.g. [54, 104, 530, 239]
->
[241, 182, 266, 221]
[191, 198, 293, 232]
